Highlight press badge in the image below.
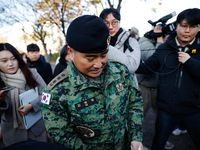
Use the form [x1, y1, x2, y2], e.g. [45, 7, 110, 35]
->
[41, 92, 51, 105]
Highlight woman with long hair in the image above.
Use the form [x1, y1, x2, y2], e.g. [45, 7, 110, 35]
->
[0, 43, 47, 146]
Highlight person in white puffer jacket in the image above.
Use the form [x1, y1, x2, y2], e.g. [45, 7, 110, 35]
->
[99, 8, 141, 87]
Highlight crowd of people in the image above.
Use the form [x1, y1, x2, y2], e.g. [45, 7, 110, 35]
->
[0, 7, 200, 150]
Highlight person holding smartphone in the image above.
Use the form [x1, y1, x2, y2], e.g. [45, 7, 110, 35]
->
[0, 91, 9, 104]
[0, 43, 48, 146]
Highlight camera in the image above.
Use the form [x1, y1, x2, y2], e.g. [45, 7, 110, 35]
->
[144, 12, 177, 39]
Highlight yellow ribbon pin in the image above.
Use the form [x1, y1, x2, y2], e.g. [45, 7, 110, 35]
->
[192, 49, 196, 53]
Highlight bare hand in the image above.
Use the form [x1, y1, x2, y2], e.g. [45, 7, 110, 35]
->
[154, 26, 164, 43]
[0, 91, 9, 103]
[154, 25, 162, 33]
[18, 104, 33, 116]
[47, 132, 53, 143]
[178, 52, 190, 64]
[131, 141, 144, 150]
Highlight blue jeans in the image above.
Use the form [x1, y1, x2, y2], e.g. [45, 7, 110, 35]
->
[151, 109, 200, 150]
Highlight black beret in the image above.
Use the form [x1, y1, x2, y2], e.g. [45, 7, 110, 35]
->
[66, 15, 110, 53]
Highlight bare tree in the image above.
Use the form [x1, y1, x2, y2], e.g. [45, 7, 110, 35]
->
[35, 0, 101, 35]
[34, 0, 101, 49]
[104, 0, 125, 12]
[0, 0, 102, 60]
[102, 0, 163, 13]
[0, 0, 52, 61]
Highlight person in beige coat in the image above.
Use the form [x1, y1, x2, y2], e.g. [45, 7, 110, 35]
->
[99, 8, 141, 86]
[0, 43, 47, 146]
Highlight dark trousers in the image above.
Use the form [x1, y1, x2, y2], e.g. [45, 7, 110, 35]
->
[178, 120, 186, 130]
[2, 140, 72, 150]
[151, 109, 200, 150]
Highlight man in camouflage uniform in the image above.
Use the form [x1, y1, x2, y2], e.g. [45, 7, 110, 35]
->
[41, 15, 144, 150]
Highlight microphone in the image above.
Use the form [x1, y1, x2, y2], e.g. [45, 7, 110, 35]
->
[157, 11, 176, 23]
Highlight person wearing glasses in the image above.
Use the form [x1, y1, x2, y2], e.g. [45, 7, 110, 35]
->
[136, 8, 200, 150]
[41, 15, 144, 150]
[99, 8, 141, 86]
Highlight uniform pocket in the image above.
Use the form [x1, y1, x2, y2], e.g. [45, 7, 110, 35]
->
[70, 96, 106, 130]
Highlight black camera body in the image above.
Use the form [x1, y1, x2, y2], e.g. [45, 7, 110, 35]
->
[144, 12, 177, 39]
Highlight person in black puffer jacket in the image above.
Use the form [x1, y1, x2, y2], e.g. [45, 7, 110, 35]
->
[136, 8, 200, 150]
[27, 43, 53, 84]
[53, 44, 70, 77]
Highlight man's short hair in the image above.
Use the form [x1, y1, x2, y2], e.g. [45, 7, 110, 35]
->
[27, 43, 40, 52]
[176, 8, 200, 25]
[99, 8, 121, 21]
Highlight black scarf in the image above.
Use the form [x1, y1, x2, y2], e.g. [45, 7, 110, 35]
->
[110, 28, 123, 46]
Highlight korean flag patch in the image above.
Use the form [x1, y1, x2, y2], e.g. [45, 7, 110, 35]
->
[41, 92, 51, 105]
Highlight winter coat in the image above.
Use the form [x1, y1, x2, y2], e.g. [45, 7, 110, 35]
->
[136, 32, 200, 114]
[53, 58, 68, 78]
[42, 61, 143, 149]
[108, 28, 141, 86]
[27, 56, 53, 84]
[0, 69, 47, 146]
[137, 36, 163, 87]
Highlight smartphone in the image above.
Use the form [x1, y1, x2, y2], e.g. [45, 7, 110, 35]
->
[0, 86, 16, 92]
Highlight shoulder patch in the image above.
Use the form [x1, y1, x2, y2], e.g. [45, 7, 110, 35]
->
[47, 70, 68, 90]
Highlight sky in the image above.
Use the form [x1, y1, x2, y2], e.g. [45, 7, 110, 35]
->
[119, 0, 200, 36]
[1, 0, 200, 52]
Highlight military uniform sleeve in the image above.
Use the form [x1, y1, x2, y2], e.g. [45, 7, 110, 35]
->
[127, 75, 144, 143]
[41, 87, 91, 150]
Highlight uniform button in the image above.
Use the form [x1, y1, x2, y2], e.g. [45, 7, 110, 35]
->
[112, 114, 117, 120]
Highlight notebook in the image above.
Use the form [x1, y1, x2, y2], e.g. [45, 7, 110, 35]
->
[19, 87, 42, 129]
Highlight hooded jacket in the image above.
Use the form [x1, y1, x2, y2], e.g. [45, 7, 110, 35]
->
[136, 32, 200, 114]
[108, 28, 141, 86]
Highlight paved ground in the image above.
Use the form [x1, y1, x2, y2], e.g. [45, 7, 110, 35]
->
[0, 108, 196, 150]
[142, 108, 197, 150]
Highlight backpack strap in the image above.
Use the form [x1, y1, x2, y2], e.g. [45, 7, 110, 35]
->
[124, 35, 134, 53]
[47, 70, 68, 90]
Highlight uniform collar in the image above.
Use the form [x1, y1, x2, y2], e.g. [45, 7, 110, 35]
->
[67, 60, 121, 90]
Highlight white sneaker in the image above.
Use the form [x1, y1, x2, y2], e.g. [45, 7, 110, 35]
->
[172, 128, 187, 136]
[165, 141, 174, 150]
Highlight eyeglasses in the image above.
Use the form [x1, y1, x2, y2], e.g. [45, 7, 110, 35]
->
[104, 20, 119, 27]
[179, 23, 199, 31]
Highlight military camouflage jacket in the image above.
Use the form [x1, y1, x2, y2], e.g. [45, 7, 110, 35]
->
[41, 60, 143, 150]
